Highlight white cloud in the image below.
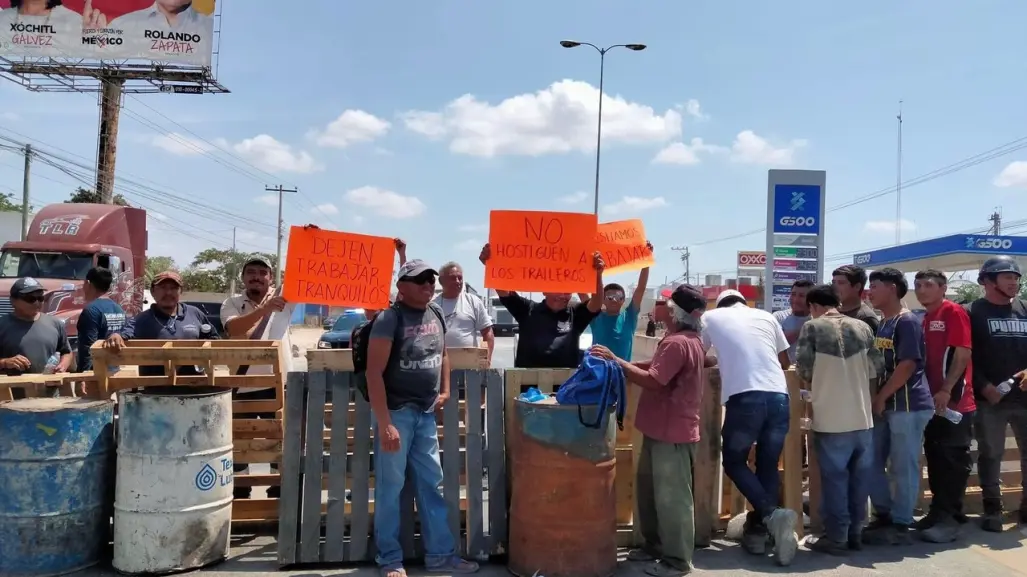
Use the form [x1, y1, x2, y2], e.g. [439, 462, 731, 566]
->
[150, 132, 213, 156]
[312, 202, 339, 216]
[255, 194, 278, 207]
[455, 239, 484, 252]
[310, 110, 391, 148]
[231, 135, 321, 174]
[863, 219, 916, 234]
[0, 111, 19, 121]
[730, 130, 806, 166]
[401, 79, 681, 157]
[458, 224, 488, 232]
[682, 99, 708, 121]
[993, 161, 1027, 189]
[343, 186, 426, 219]
[557, 191, 589, 204]
[652, 138, 726, 165]
[602, 195, 668, 214]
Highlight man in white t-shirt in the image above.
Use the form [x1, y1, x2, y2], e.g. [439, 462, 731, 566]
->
[432, 261, 494, 365]
[701, 289, 798, 566]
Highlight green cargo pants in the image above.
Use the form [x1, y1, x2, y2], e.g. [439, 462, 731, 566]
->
[636, 435, 697, 571]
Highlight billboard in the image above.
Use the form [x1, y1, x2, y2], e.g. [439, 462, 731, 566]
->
[764, 170, 827, 313]
[0, 0, 216, 67]
[737, 251, 766, 269]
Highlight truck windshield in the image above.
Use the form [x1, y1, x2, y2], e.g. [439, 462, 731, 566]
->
[0, 249, 94, 280]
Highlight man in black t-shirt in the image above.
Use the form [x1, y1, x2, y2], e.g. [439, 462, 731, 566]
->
[479, 243, 604, 368]
[832, 265, 881, 333]
[965, 256, 1027, 532]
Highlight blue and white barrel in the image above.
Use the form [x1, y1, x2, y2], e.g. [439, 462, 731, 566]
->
[113, 388, 234, 574]
[0, 397, 115, 577]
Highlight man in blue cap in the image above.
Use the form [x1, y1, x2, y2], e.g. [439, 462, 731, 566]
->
[0, 277, 73, 396]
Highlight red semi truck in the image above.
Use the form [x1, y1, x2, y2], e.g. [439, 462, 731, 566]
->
[0, 203, 148, 354]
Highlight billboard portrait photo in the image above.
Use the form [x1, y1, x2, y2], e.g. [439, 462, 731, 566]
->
[0, 0, 216, 66]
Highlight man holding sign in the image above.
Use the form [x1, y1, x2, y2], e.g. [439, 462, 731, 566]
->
[479, 242, 605, 368]
[580, 240, 654, 362]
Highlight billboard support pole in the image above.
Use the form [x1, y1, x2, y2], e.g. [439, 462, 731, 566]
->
[21, 144, 30, 241]
[96, 77, 125, 204]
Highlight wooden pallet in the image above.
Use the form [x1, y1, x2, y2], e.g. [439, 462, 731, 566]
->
[0, 373, 97, 401]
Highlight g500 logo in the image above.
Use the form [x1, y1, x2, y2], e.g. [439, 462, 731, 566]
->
[853, 253, 872, 265]
[966, 236, 1012, 250]
[779, 216, 816, 227]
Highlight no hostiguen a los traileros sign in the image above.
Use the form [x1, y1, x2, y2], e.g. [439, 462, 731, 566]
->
[0, 0, 216, 67]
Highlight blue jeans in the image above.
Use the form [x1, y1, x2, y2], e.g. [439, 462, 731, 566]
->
[813, 429, 874, 542]
[373, 406, 456, 568]
[721, 391, 791, 521]
[869, 410, 933, 526]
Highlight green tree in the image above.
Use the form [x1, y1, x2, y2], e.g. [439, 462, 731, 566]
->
[144, 256, 177, 286]
[190, 248, 279, 292]
[67, 186, 130, 206]
[951, 278, 1027, 304]
[180, 268, 224, 292]
[0, 191, 20, 212]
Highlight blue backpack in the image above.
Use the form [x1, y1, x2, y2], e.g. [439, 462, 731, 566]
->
[555, 354, 626, 430]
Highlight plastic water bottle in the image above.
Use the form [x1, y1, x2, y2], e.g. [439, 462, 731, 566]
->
[997, 378, 1015, 396]
[942, 408, 963, 424]
[518, 387, 546, 403]
[42, 353, 59, 374]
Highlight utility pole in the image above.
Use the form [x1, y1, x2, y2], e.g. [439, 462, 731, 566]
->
[266, 185, 297, 286]
[21, 144, 30, 241]
[989, 210, 1002, 235]
[96, 78, 125, 203]
[228, 227, 238, 295]
[670, 246, 690, 282]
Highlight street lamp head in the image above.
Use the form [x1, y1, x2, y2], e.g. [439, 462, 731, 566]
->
[624, 44, 647, 51]
[559, 40, 581, 48]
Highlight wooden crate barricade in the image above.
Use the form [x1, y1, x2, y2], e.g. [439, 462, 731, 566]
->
[0, 373, 97, 401]
[277, 347, 505, 567]
[90, 339, 287, 523]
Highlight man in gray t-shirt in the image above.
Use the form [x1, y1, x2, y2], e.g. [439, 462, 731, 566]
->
[773, 280, 813, 363]
[370, 301, 447, 411]
[0, 277, 73, 384]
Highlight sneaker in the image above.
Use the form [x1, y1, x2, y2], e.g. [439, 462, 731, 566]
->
[913, 510, 943, 531]
[921, 517, 960, 543]
[953, 512, 969, 524]
[806, 535, 849, 556]
[981, 512, 1004, 533]
[892, 524, 913, 545]
[741, 529, 768, 555]
[764, 508, 799, 566]
[425, 556, 479, 574]
[847, 532, 863, 551]
[644, 561, 691, 577]
[862, 515, 896, 545]
[627, 548, 657, 562]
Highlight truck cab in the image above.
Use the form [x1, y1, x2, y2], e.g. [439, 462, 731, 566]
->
[489, 295, 518, 336]
[0, 204, 148, 353]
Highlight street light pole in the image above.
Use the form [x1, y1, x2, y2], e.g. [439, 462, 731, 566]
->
[560, 40, 647, 216]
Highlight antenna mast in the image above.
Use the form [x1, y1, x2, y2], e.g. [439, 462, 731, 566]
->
[895, 100, 904, 245]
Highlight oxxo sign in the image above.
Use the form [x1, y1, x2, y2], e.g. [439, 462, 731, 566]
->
[737, 252, 767, 267]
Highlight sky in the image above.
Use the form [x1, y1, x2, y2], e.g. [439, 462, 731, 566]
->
[1, 0, 1026, 293]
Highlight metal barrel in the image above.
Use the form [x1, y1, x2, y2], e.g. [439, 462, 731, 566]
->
[112, 388, 234, 575]
[508, 400, 618, 577]
[0, 397, 115, 577]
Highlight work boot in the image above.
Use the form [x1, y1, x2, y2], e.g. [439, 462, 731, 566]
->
[806, 535, 849, 556]
[921, 517, 960, 543]
[862, 514, 896, 545]
[981, 503, 1005, 533]
[764, 508, 799, 566]
[847, 530, 863, 551]
[891, 524, 913, 545]
[913, 509, 943, 531]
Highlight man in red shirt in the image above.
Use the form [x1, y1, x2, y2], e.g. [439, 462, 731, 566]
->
[591, 284, 709, 577]
[913, 269, 974, 543]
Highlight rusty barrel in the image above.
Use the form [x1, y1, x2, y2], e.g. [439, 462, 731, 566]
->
[508, 399, 617, 577]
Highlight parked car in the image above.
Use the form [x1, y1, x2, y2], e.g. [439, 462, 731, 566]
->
[318, 311, 367, 349]
[322, 316, 335, 330]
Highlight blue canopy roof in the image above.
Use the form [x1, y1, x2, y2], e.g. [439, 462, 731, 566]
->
[851, 234, 1027, 272]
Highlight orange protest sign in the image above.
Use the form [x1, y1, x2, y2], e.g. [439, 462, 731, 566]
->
[485, 210, 598, 293]
[596, 219, 654, 275]
[282, 226, 395, 309]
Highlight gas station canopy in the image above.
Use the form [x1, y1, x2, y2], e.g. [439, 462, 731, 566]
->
[851, 234, 1027, 273]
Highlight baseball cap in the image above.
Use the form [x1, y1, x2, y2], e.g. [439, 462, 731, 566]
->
[243, 254, 273, 269]
[716, 289, 745, 307]
[151, 270, 183, 288]
[664, 284, 706, 312]
[11, 277, 45, 298]
[397, 259, 438, 280]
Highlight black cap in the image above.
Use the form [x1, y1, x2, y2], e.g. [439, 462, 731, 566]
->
[669, 284, 706, 312]
[979, 256, 1021, 283]
[10, 277, 45, 299]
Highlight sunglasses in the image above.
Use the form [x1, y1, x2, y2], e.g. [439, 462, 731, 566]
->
[19, 294, 45, 304]
[604, 293, 625, 302]
[401, 274, 436, 286]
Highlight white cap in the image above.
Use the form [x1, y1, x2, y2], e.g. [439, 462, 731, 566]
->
[715, 289, 746, 306]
